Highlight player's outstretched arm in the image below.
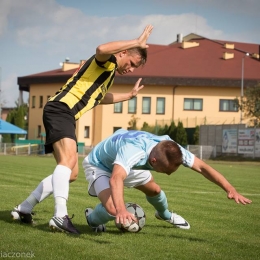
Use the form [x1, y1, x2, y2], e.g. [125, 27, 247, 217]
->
[191, 157, 252, 205]
[100, 78, 144, 104]
[95, 25, 153, 62]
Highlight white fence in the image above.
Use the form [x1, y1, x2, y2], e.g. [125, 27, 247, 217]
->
[1, 142, 259, 160]
[0, 143, 92, 156]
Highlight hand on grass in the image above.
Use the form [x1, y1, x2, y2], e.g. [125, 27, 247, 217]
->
[227, 190, 252, 205]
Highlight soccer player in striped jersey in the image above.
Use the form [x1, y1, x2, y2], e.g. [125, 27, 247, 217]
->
[11, 25, 153, 234]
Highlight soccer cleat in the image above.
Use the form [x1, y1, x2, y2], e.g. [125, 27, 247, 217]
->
[11, 206, 34, 224]
[49, 215, 80, 234]
[85, 208, 106, 232]
[155, 211, 190, 230]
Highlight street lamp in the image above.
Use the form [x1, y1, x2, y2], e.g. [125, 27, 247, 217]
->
[240, 53, 250, 124]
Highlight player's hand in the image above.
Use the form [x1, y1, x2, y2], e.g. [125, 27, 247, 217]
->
[138, 25, 153, 49]
[130, 78, 144, 98]
[227, 190, 252, 205]
[115, 209, 137, 226]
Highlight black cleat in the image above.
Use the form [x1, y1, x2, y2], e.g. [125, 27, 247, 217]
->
[11, 206, 34, 224]
[49, 215, 80, 234]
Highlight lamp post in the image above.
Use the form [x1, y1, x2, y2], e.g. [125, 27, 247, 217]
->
[240, 53, 249, 124]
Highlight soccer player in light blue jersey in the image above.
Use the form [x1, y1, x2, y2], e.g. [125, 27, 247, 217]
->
[83, 129, 252, 232]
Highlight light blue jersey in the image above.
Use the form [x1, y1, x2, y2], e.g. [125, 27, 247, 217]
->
[88, 129, 195, 175]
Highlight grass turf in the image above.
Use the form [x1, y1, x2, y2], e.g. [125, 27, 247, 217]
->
[0, 155, 259, 260]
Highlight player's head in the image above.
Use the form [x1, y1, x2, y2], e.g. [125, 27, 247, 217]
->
[115, 47, 147, 74]
[149, 140, 182, 175]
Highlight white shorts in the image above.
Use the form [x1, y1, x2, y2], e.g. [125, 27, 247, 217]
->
[82, 156, 152, 196]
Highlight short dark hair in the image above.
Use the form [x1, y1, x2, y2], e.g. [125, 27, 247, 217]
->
[127, 47, 147, 66]
[153, 140, 183, 172]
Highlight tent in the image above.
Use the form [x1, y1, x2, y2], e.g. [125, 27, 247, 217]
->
[0, 119, 27, 134]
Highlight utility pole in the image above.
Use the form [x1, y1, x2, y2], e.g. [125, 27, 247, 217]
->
[240, 53, 250, 124]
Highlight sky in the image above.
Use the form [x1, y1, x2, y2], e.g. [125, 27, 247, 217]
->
[0, 0, 260, 107]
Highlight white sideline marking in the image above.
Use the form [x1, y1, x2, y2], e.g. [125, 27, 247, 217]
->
[166, 190, 260, 196]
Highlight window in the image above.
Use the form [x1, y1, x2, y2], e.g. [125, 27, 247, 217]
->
[32, 96, 36, 108]
[113, 127, 121, 133]
[37, 125, 41, 137]
[156, 97, 165, 114]
[84, 126, 90, 138]
[128, 97, 137, 114]
[114, 102, 123, 113]
[219, 99, 238, 112]
[39, 96, 43, 108]
[184, 98, 203, 111]
[142, 97, 151, 114]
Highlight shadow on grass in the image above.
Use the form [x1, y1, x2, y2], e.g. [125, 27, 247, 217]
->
[0, 210, 205, 243]
[0, 209, 115, 240]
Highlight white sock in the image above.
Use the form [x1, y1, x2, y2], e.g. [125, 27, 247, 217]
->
[18, 195, 38, 214]
[19, 175, 53, 214]
[52, 165, 71, 217]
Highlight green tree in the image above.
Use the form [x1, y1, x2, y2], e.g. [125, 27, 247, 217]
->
[167, 121, 176, 140]
[157, 124, 169, 136]
[2, 102, 28, 143]
[128, 114, 139, 130]
[175, 121, 188, 147]
[193, 125, 200, 145]
[234, 84, 260, 125]
[141, 122, 155, 133]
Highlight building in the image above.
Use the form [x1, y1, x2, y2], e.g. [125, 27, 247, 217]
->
[17, 34, 260, 146]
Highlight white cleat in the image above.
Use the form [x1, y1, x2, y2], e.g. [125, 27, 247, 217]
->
[155, 211, 190, 229]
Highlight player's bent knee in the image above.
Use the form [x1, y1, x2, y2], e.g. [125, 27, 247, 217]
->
[70, 173, 78, 182]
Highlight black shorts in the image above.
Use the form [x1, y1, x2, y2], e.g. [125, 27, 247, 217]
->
[43, 102, 77, 154]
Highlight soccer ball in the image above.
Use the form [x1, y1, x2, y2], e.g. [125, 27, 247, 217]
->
[115, 202, 146, 233]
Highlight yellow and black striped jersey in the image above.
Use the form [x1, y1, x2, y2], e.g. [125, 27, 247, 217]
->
[48, 54, 117, 120]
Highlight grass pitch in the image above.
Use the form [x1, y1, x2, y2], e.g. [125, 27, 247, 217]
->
[0, 155, 259, 260]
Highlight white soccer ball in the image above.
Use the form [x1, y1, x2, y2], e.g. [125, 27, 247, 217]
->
[115, 202, 146, 233]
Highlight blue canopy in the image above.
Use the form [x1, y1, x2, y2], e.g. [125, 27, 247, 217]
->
[0, 119, 27, 134]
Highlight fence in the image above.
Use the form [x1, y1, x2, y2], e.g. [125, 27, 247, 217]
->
[1, 142, 259, 160]
[0, 143, 92, 156]
[156, 117, 239, 128]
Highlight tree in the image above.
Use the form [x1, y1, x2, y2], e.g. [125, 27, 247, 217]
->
[157, 124, 169, 136]
[175, 121, 188, 147]
[141, 122, 156, 133]
[167, 121, 176, 140]
[193, 125, 200, 145]
[2, 102, 28, 143]
[128, 114, 139, 130]
[234, 84, 260, 126]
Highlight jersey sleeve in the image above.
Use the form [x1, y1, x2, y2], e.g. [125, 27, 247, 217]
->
[178, 145, 195, 168]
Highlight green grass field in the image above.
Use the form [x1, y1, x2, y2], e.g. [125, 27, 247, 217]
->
[0, 155, 259, 260]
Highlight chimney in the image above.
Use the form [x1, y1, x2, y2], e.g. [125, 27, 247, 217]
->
[177, 33, 183, 43]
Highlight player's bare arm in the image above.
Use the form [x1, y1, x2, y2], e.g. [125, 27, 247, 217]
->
[191, 157, 252, 204]
[100, 78, 144, 104]
[110, 164, 137, 225]
[95, 25, 153, 62]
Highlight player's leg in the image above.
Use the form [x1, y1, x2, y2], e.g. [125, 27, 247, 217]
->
[12, 162, 78, 224]
[48, 138, 80, 234]
[135, 175, 190, 229]
[11, 174, 53, 223]
[85, 176, 115, 232]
